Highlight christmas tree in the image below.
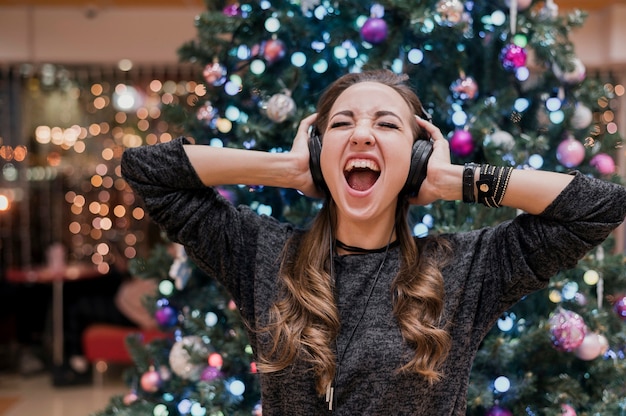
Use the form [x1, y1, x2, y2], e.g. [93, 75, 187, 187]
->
[97, 0, 626, 415]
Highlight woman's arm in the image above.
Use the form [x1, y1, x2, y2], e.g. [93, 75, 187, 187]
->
[183, 113, 320, 197]
[414, 117, 574, 214]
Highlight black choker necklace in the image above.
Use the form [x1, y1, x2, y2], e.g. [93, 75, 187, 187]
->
[334, 239, 399, 254]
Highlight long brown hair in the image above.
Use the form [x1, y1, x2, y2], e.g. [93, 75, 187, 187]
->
[257, 70, 452, 395]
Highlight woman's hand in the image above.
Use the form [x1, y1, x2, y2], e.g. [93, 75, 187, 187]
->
[408, 116, 462, 206]
[291, 113, 325, 199]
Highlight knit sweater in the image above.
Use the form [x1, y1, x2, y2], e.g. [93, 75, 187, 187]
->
[121, 137, 626, 415]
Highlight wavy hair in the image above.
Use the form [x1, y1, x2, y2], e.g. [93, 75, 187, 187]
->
[257, 70, 452, 395]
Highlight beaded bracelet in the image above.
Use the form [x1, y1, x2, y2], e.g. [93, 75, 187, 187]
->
[494, 166, 513, 207]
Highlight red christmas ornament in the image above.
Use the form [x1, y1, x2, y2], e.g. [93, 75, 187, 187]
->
[140, 368, 162, 393]
[203, 62, 227, 86]
[500, 43, 527, 71]
[263, 39, 286, 64]
[208, 352, 224, 368]
[450, 75, 479, 101]
[449, 130, 475, 157]
[360, 17, 388, 44]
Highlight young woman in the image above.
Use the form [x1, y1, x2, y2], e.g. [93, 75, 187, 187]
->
[121, 70, 626, 415]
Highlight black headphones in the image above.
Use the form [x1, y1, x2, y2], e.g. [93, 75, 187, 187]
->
[308, 121, 433, 198]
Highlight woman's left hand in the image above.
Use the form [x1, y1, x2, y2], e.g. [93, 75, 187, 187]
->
[408, 116, 456, 206]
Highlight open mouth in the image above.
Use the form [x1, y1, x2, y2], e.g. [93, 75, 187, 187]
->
[344, 159, 381, 191]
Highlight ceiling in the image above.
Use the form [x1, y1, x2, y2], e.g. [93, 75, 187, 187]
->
[0, 0, 205, 6]
[0, 0, 623, 10]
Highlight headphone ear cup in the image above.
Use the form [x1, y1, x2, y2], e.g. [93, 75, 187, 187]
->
[308, 131, 327, 193]
[403, 139, 433, 197]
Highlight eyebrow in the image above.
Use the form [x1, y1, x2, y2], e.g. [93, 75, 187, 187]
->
[330, 110, 403, 122]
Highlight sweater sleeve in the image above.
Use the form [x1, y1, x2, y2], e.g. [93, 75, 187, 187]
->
[120, 137, 282, 315]
[448, 172, 626, 333]
[513, 171, 626, 280]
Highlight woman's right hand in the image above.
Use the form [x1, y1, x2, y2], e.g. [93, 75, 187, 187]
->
[290, 113, 324, 199]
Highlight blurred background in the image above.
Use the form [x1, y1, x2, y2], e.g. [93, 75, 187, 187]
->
[0, 1, 626, 415]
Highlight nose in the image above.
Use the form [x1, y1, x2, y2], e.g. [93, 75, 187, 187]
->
[351, 124, 375, 147]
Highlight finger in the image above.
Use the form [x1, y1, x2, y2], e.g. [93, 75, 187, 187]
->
[293, 113, 318, 149]
[415, 115, 444, 140]
[299, 113, 318, 134]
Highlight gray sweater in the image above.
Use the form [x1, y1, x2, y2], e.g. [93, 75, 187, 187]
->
[121, 137, 626, 415]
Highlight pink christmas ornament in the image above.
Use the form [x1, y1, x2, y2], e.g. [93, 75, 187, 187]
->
[556, 137, 585, 168]
[575, 332, 609, 360]
[140, 368, 162, 393]
[196, 101, 218, 123]
[449, 130, 475, 157]
[590, 153, 615, 175]
[200, 365, 223, 382]
[500, 43, 527, 71]
[613, 295, 626, 320]
[222, 3, 241, 16]
[123, 391, 139, 405]
[159, 364, 172, 381]
[548, 308, 587, 352]
[486, 405, 513, 416]
[155, 305, 178, 327]
[360, 17, 388, 44]
[561, 404, 577, 416]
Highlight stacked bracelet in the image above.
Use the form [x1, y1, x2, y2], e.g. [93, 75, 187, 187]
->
[477, 164, 497, 207]
[463, 163, 513, 208]
[475, 164, 513, 208]
[493, 166, 513, 207]
[462, 163, 478, 203]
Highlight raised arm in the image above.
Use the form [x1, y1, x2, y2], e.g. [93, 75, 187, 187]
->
[183, 113, 320, 197]
[413, 117, 575, 214]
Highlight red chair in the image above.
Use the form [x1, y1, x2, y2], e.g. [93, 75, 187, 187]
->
[82, 324, 168, 385]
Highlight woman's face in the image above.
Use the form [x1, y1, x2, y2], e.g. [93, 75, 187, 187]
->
[320, 81, 415, 224]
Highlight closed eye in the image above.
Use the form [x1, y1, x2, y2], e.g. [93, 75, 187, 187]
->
[378, 121, 399, 129]
[329, 121, 352, 129]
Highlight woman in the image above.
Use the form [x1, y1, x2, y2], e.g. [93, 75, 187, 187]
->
[121, 69, 626, 415]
